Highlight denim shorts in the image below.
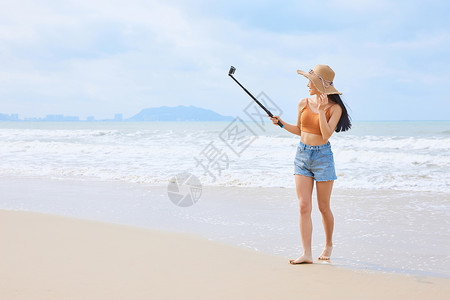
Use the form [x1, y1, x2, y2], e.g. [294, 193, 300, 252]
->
[293, 141, 337, 181]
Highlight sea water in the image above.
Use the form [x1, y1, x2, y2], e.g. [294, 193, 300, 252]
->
[0, 121, 448, 193]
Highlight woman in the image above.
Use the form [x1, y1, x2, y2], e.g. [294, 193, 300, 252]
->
[270, 64, 351, 264]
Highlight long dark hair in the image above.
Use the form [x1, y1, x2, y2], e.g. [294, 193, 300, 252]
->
[328, 94, 351, 132]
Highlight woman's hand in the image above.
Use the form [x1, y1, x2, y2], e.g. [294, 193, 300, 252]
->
[318, 93, 329, 111]
[269, 115, 283, 126]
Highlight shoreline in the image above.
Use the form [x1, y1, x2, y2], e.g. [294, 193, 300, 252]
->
[1, 175, 449, 279]
[1, 209, 449, 299]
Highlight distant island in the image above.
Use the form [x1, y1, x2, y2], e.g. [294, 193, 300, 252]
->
[128, 105, 233, 121]
[0, 105, 234, 122]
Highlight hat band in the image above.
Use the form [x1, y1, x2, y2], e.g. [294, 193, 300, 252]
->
[309, 69, 333, 92]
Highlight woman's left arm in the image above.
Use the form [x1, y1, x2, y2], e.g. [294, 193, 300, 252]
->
[317, 94, 342, 140]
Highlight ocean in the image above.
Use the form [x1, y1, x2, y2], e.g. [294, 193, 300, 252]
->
[0, 121, 448, 193]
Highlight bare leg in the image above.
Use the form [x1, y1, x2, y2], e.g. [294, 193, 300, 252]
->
[290, 175, 314, 264]
[316, 180, 334, 260]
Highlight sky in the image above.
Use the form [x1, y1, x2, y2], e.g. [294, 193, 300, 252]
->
[0, 0, 449, 121]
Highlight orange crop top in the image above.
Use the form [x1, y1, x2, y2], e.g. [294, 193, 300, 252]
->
[300, 99, 334, 135]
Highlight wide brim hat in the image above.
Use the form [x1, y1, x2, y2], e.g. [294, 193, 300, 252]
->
[297, 64, 342, 95]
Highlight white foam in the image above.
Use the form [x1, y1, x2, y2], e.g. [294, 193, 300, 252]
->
[0, 124, 448, 192]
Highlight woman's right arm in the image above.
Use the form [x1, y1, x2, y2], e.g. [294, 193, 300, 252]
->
[269, 99, 305, 136]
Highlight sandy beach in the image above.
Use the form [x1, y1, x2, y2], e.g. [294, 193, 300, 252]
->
[1, 209, 449, 300]
[1, 176, 449, 278]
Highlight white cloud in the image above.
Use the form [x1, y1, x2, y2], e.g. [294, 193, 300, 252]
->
[0, 0, 448, 120]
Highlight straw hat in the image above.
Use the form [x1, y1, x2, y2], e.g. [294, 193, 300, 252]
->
[297, 64, 342, 95]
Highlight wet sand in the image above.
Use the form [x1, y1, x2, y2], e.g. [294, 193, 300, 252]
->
[1, 209, 449, 300]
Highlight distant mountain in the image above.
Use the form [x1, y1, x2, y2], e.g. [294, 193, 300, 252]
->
[128, 105, 234, 121]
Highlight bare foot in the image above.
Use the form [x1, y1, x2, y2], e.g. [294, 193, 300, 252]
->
[289, 254, 313, 264]
[318, 245, 333, 260]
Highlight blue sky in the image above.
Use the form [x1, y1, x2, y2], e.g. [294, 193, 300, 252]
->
[0, 0, 449, 121]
